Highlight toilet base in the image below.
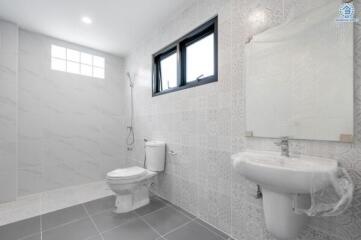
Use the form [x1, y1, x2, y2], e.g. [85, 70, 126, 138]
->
[114, 185, 150, 213]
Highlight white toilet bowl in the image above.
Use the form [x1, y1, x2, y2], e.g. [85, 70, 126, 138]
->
[106, 166, 157, 213]
[106, 140, 166, 213]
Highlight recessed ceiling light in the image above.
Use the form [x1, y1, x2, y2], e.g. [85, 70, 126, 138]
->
[81, 16, 92, 24]
[248, 10, 266, 25]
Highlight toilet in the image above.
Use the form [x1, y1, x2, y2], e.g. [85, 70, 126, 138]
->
[106, 140, 166, 213]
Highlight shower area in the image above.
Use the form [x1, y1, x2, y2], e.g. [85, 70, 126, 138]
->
[126, 72, 136, 150]
[0, 24, 131, 228]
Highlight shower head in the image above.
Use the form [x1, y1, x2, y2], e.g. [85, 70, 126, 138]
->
[127, 72, 135, 88]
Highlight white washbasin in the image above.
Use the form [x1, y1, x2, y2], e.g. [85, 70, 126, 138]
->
[232, 150, 338, 194]
[232, 150, 342, 239]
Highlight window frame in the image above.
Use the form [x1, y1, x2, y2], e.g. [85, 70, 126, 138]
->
[152, 16, 218, 97]
[153, 46, 178, 93]
[50, 45, 105, 79]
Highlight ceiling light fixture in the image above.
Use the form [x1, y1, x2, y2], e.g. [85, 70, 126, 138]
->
[81, 16, 92, 24]
[248, 10, 266, 25]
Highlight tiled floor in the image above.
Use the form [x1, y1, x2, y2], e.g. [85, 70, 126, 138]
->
[0, 195, 232, 240]
[0, 181, 114, 227]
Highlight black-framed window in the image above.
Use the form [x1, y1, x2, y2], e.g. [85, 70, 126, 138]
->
[152, 16, 218, 96]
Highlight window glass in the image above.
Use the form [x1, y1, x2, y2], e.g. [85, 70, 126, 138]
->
[160, 53, 177, 90]
[93, 56, 105, 68]
[50, 45, 105, 79]
[81, 53, 93, 65]
[186, 33, 214, 82]
[51, 58, 66, 71]
[51, 45, 66, 59]
[152, 17, 217, 96]
[93, 67, 105, 79]
[66, 49, 80, 62]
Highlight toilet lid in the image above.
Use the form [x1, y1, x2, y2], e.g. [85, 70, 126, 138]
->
[106, 166, 147, 180]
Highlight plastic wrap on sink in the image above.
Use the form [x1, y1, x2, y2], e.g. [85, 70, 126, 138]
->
[293, 167, 353, 217]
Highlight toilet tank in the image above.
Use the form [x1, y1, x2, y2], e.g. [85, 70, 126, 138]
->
[145, 141, 166, 172]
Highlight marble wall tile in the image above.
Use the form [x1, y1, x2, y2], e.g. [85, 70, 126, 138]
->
[17, 30, 127, 196]
[0, 20, 18, 203]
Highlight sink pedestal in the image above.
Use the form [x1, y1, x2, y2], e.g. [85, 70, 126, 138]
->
[263, 188, 309, 240]
[232, 151, 343, 240]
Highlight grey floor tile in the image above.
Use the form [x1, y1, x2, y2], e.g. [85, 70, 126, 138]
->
[85, 234, 103, 240]
[167, 204, 197, 220]
[135, 197, 167, 216]
[157, 198, 196, 220]
[102, 218, 159, 240]
[0, 216, 40, 240]
[42, 204, 88, 231]
[21, 233, 41, 240]
[42, 218, 98, 240]
[194, 219, 229, 239]
[142, 206, 191, 235]
[163, 221, 223, 240]
[91, 209, 137, 232]
[83, 195, 115, 215]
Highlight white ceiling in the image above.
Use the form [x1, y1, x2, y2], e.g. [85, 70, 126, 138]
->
[0, 0, 196, 56]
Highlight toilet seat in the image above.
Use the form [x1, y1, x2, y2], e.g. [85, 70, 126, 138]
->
[106, 166, 147, 180]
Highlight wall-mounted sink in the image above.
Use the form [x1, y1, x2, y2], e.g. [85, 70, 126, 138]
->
[232, 150, 351, 240]
[232, 151, 338, 194]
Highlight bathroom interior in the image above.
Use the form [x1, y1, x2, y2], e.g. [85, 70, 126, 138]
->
[0, 0, 359, 239]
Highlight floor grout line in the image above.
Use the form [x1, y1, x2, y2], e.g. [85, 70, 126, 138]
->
[134, 200, 196, 239]
[157, 237, 167, 240]
[151, 194, 196, 220]
[160, 219, 195, 238]
[95, 201, 169, 237]
[40, 215, 89, 233]
[165, 203, 196, 220]
[155, 196, 231, 239]
[193, 219, 230, 240]
[0, 181, 112, 228]
[81, 204, 105, 240]
[14, 200, 114, 236]
[5, 195, 233, 240]
[136, 204, 169, 218]
[18, 231, 42, 240]
[134, 211, 163, 237]
[84, 206, 116, 217]
[92, 211, 139, 235]
[135, 204, 196, 239]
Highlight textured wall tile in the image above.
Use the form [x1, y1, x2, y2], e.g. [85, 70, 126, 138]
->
[125, 0, 361, 239]
[198, 188, 232, 234]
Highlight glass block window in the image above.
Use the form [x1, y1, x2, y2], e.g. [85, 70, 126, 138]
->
[51, 45, 105, 79]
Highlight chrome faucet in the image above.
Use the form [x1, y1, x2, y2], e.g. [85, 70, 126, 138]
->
[275, 137, 290, 157]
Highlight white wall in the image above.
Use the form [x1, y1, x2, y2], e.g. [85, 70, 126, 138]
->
[16, 30, 127, 196]
[125, 0, 361, 240]
[0, 20, 18, 202]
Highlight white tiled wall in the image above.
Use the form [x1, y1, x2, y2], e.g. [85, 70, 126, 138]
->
[125, 0, 361, 239]
[0, 20, 18, 203]
[17, 30, 127, 196]
[0, 20, 127, 200]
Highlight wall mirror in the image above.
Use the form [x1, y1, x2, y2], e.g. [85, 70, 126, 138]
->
[245, 0, 354, 142]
